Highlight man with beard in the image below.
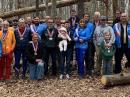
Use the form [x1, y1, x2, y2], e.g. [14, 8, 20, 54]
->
[31, 17, 47, 39]
[113, 13, 130, 74]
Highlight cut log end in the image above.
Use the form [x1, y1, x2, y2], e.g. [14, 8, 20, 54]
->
[101, 73, 130, 87]
[101, 76, 107, 86]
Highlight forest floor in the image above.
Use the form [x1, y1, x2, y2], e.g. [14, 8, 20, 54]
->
[0, 69, 130, 97]
[0, 57, 130, 97]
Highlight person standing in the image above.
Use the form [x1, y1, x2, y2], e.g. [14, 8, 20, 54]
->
[112, 10, 121, 27]
[41, 19, 58, 76]
[74, 19, 91, 79]
[83, 13, 95, 77]
[93, 16, 115, 76]
[113, 13, 130, 74]
[68, 10, 80, 33]
[100, 31, 115, 75]
[0, 20, 16, 80]
[13, 18, 32, 79]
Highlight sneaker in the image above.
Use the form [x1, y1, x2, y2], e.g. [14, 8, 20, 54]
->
[66, 74, 70, 79]
[59, 74, 64, 80]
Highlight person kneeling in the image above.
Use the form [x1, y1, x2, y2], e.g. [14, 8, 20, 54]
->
[26, 34, 44, 80]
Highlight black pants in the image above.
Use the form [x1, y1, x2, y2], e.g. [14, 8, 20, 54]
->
[44, 47, 57, 75]
[85, 41, 95, 76]
[115, 45, 130, 74]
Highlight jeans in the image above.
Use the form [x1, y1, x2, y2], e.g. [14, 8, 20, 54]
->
[102, 59, 113, 75]
[76, 48, 87, 76]
[14, 49, 28, 77]
[29, 63, 44, 80]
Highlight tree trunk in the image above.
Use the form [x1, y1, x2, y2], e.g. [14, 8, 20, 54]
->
[0, 0, 90, 18]
[77, 0, 84, 18]
[36, 0, 39, 16]
[101, 73, 130, 86]
[45, 0, 49, 15]
[52, 0, 57, 18]
[112, 0, 118, 19]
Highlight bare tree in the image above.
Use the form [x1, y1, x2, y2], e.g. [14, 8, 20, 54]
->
[36, 0, 39, 16]
[77, 0, 84, 18]
[52, 0, 57, 18]
[112, 0, 118, 19]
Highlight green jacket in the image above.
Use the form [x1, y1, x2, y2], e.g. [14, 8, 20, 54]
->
[100, 41, 116, 60]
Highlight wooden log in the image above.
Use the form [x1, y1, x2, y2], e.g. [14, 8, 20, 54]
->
[0, 0, 90, 18]
[101, 73, 130, 86]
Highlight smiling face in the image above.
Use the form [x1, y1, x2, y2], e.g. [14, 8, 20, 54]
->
[79, 19, 86, 28]
[32, 34, 39, 43]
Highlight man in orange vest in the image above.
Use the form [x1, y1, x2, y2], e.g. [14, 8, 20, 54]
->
[0, 20, 16, 80]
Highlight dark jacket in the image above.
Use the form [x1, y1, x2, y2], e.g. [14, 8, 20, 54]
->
[14, 27, 32, 50]
[26, 41, 45, 64]
[68, 16, 80, 31]
[41, 27, 59, 48]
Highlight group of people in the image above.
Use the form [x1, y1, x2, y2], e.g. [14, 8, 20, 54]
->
[0, 9, 130, 81]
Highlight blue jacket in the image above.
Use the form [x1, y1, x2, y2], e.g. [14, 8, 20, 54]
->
[86, 22, 94, 38]
[14, 27, 32, 50]
[74, 27, 91, 49]
[0, 40, 2, 57]
[31, 23, 47, 37]
[113, 22, 130, 48]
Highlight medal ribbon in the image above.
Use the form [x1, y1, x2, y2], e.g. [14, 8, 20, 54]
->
[32, 42, 38, 55]
[2, 29, 8, 41]
[18, 27, 26, 38]
[47, 29, 54, 38]
[72, 17, 76, 27]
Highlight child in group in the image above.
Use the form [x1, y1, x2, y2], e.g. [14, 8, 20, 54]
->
[100, 31, 115, 75]
[58, 27, 71, 52]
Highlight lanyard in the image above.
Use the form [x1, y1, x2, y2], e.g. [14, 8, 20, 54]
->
[32, 42, 38, 55]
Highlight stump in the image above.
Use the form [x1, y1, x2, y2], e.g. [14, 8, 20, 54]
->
[101, 73, 130, 86]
